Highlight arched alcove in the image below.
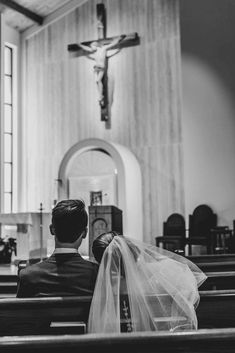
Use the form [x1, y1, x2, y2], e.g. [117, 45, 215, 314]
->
[58, 138, 143, 241]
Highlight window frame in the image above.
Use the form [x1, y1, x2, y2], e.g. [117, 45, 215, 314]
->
[2, 42, 18, 213]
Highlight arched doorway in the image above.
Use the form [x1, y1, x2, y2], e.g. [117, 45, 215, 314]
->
[58, 138, 143, 246]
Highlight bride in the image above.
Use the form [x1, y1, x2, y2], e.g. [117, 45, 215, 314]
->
[88, 232, 206, 333]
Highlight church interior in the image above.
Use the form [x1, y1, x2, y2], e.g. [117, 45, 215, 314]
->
[0, 0, 235, 349]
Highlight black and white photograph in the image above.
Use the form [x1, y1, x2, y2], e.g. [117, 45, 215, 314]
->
[0, 0, 234, 351]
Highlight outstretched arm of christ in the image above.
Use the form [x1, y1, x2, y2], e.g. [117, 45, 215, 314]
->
[77, 42, 94, 53]
[104, 34, 126, 50]
[106, 35, 126, 58]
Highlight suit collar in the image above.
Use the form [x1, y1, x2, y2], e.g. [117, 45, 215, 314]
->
[53, 248, 78, 254]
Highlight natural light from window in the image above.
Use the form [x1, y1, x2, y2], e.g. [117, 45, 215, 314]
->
[3, 45, 14, 213]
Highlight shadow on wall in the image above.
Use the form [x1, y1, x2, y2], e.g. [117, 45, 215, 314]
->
[181, 55, 235, 228]
[180, 0, 235, 97]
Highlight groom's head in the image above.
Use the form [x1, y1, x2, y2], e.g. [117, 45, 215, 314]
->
[50, 199, 88, 245]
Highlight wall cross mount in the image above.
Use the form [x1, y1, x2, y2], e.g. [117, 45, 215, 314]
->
[68, 3, 139, 125]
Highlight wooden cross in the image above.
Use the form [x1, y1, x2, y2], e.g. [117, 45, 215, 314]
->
[68, 3, 139, 125]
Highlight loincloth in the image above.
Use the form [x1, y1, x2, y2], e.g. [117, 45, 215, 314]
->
[94, 65, 105, 73]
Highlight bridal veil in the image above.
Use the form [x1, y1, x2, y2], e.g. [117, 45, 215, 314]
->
[88, 235, 206, 333]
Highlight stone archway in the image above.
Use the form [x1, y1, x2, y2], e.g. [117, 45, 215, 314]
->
[58, 138, 143, 241]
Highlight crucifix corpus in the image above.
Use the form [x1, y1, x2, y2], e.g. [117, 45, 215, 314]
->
[68, 3, 139, 123]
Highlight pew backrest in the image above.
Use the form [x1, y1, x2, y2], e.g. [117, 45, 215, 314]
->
[187, 254, 235, 272]
[198, 290, 235, 328]
[0, 296, 92, 335]
[0, 290, 235, 335]
[200, 271, 235, 290]
[1, 328, 235, 353]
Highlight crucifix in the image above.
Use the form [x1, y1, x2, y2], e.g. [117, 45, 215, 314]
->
[68, 3, 139, 124]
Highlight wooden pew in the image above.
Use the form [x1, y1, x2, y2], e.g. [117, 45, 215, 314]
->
[0, 296, 91, 335]
[201, 271, 235, 290]
[0, 274, 17, 297]
[1, 328, 235, 353]
[0, 290, 234, 335]
[188, 254, 235, 272]
[198, 290, 235, 328]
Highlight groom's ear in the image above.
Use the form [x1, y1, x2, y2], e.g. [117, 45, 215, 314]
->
[49, 224, 55, 235]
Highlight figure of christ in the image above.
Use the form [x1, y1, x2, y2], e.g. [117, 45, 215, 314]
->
[77, 35, 126, 106]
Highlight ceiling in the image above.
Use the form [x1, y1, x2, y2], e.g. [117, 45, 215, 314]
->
[0, 0, 72, 32]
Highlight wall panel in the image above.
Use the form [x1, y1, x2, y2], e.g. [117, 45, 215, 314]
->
[21, 0, 184, 243]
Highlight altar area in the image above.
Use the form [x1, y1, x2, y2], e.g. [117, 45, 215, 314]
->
[0, 205, 123, 265]
[0, 212, 51, 263]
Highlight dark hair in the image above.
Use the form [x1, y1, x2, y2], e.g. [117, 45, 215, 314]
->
[52, 199, 88, 243]
[92, 231, 119, 263]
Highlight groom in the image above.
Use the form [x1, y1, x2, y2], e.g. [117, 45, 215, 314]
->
[17, 199, 98, 297]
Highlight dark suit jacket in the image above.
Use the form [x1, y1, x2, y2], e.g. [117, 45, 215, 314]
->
[16, 253, 98, 298]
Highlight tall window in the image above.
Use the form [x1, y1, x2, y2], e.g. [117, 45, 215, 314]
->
[3, 45, 14, 213]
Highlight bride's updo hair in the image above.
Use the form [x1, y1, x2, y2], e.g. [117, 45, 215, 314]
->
[92, 231, 119, 263]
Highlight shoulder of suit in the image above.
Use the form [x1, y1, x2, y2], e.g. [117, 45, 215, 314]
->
[19, 258, 49, 277]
